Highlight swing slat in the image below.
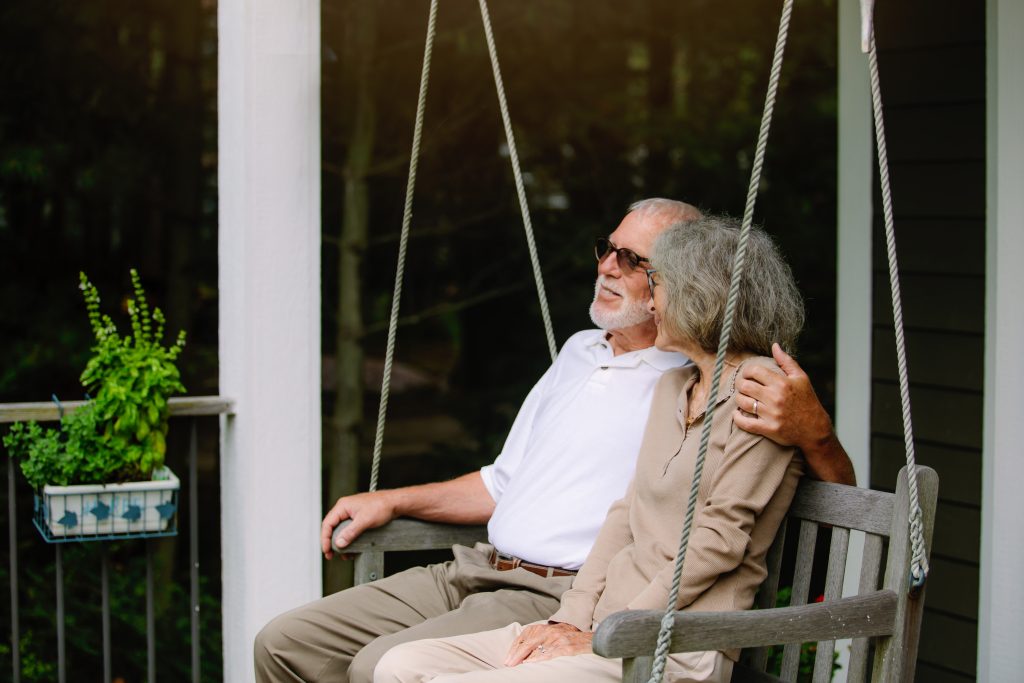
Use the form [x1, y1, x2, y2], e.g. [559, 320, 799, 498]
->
[593, 591, 898, 656]
[811, 527, 850, 682]
[847, 532, 885, 681]
[780, 519, 818, 678]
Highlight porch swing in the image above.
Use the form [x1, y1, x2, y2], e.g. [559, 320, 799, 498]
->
[333, 1, 939, 681]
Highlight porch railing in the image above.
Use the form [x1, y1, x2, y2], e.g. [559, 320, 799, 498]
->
[2, 396, 233, 683]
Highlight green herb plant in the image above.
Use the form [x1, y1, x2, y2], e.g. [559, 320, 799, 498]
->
[3, 270, 186, 488]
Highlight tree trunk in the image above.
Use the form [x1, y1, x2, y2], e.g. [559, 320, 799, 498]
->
[325, 1, 377, 595]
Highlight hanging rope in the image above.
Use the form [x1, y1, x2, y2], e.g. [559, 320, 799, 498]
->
[368, 0, 439, 492]
[865, 31, 930, 589]
[647, 2, 795, 681]
[478, 0, 558, 362]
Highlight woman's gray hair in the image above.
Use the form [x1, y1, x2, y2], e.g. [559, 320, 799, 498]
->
[650, 215, 805, 356]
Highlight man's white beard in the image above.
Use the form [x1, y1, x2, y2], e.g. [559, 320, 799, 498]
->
[588, 275, 653, 331]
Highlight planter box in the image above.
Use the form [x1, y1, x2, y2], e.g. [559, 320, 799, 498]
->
[33, 467, 180, 543]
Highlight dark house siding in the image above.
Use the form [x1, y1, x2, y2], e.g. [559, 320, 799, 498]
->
[870, 2, 985, 681]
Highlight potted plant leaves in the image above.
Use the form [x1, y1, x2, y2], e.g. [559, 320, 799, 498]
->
[2, 270, 186, 541]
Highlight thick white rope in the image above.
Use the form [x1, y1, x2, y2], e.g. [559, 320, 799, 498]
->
[369, 0, 439, 492]
[866, 35, 930, 586]
[647, 2, 794, 680]
[478, 0, 558, 362]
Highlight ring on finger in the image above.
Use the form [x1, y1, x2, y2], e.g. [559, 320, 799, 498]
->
[536, 645, 547, 654]
[752, 399, 759, 417]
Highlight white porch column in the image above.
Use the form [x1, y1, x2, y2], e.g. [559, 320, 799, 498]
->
[834, 2, 873, 678]
[980, 0, 1024, 678]
[836, 0, 873, 515]
[218, 1, 321, 681]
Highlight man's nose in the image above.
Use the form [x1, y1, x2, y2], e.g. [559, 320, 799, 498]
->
[597, 251, 620, 276]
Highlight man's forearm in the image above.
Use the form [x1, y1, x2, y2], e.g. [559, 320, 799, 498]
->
[801, 433, 856, 486]
[389, 471, 496, 525]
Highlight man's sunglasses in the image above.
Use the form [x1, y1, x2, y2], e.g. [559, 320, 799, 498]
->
[594, 237, 650, 274]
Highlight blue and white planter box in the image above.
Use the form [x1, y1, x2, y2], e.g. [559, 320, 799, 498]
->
[33, 467, 180, 543]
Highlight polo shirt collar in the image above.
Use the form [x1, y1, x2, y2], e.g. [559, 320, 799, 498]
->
[583, 330, 690, 370]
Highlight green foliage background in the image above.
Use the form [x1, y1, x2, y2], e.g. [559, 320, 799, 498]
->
[0, 0, 838, 678]
[0, 0, 219, 679]
[321, 0, 839, 492]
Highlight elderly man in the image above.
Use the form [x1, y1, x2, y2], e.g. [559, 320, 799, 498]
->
[254, 198, 854, 683]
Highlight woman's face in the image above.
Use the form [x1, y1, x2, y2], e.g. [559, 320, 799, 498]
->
[646, 269, 674, 351]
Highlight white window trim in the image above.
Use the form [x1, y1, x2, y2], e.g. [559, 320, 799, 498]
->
[834, 2, 873, 678]
[980, 0, 1024, 678]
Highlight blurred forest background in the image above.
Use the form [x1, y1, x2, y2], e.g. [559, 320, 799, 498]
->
[0, 0, 838, 679]
[320, 0, 839, 588]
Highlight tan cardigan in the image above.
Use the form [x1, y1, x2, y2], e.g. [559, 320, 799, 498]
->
[550, 359, 804, 659]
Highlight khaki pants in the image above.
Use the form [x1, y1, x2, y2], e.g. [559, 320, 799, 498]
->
[254, 544, 573, 683]
[373, 622, 733, 683]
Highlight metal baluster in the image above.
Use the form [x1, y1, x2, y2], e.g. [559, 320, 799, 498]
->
[7, 458, 20, 683]
[189, 419, 200, 683]
[101, 546, 111, 683]
[146, 540, 155, 683]
[56, 544, 66, 683]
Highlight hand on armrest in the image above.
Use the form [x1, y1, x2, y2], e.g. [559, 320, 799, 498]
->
[321, 471, 496, 559]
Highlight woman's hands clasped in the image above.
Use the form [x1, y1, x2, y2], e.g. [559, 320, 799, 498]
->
[504, 622, 593, 666]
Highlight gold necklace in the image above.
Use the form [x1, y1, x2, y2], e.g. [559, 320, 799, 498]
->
[686, 358, 739, 427]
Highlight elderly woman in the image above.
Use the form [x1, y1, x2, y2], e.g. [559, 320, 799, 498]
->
[373, 215, 806, 683]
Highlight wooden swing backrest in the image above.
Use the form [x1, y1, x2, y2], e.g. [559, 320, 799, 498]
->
[591, 465, 939, 683]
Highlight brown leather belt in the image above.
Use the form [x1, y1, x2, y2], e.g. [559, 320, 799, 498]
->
[488, 549, 577, 579]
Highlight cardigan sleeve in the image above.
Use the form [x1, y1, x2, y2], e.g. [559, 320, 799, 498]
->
[625, 425, 796, 612]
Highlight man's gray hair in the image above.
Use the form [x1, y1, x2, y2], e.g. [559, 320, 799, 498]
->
[627, 198, 702, 226]
[650, 215, 805, 356]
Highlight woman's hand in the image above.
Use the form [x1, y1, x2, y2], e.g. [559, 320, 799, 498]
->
[504, 622, 593, 666]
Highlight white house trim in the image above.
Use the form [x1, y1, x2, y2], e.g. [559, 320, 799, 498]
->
[834, 2, 873, 678]
[979, 0, 1024, 678]
[217, 1, 322, 680]
[836, 0, 873, 515]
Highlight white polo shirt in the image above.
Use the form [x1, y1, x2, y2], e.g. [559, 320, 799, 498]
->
[480, 329, 689, 570]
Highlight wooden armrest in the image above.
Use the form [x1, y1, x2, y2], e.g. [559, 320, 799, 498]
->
[331, 518, 488, 554]
[592, 590, 897, 658]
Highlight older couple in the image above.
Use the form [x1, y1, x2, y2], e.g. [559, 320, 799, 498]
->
[255, 199, 853, 683]
[371, 216, 805, 682]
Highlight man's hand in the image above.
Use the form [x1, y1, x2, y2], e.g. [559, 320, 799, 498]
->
[320, 491, 397, 559]
[734, 343, 856, 486]
[504, 622, 592, 666]
[319, 472, 497, 559]
[733, 343, 833, 451]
